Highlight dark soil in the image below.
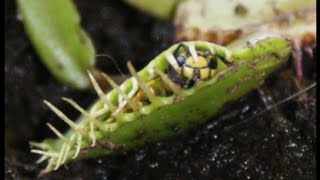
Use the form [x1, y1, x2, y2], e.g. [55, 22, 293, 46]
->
[5, 0, 316, 179]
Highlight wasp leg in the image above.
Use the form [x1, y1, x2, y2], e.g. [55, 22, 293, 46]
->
[172, 43, 190, 67]
[193, 68, 201, 81]
[183, 68, 201, 88]
[183, 79, 195, 88]
[167, 66, 186, 85]
[173, 43, 190, 57]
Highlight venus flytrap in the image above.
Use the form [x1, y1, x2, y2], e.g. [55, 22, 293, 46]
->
[30, 37, 291, 175]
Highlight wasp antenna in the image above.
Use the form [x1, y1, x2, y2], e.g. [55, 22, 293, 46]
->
[127, 61, 156, 103]
[101, 72, 139, 112]
[87, 71, 116, 112]
[31, 149, 59, 157]
[188, 43, 198, 62]
[95, 54, 127, 78]
[43, 100, 79, 132]
[154, 68, 182, 96]
[47, 123, 74, 146]
[72, 133, 82, 159]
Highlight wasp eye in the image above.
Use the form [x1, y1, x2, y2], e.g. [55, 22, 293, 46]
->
[176, 56, 185, 66]
[208, 58, 217, 69]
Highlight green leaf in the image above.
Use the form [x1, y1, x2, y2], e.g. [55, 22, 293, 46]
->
[17, 0, 96, 89]
[123, 0, 183, 19]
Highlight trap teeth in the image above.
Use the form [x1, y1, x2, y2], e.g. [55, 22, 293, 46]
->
[188, 43, 198, 62]
[31, 149, 59, 157]
[43, 100, 78, 131]
[165, 52, 180, 70]
[36, 155, 49, 164]
[62, 97, 98, 146]
[73, 133, 82, 159]
[127, 61, 156, 103]
[47, 123, 74, 146]
[154, 68, 181, 96]
[88, 71, 116, 112]
[101, 72, 139, 112]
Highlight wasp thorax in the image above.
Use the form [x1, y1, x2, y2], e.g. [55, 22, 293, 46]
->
[186, 56, 207, 68]
[165, 43, 226, 88]
[180, 56, 216, 80]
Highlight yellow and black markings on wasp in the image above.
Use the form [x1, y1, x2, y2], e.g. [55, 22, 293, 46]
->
[165, 43, 233, 88]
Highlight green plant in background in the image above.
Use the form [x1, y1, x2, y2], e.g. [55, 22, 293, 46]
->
[30, 37, 291, 174]
[17, 0, 96, 89]
[16, 0, 183, 90]
[123, 0, 183, 19]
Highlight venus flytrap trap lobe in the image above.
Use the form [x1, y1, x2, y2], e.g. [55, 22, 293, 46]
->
[30, 37, 291, 174]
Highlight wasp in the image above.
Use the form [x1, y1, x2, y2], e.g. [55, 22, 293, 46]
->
[166, 43, 232, 88]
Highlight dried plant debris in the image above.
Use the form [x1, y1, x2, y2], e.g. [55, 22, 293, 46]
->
[175, 0, 315, 45]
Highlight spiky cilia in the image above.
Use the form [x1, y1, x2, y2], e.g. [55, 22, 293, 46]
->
[30, 37, 291, 174]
